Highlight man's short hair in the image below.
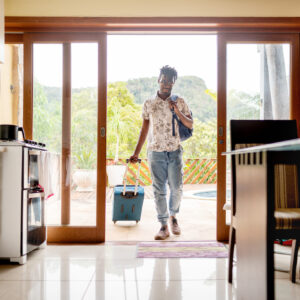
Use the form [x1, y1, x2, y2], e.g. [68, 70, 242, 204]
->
[159, 65, 178, 83]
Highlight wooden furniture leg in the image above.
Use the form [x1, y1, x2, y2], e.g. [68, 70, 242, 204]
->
[290, 239, 299, 283]
[228, 225, 236, 283]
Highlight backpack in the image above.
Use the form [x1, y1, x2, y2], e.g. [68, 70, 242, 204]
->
[170, 95, 193, 142]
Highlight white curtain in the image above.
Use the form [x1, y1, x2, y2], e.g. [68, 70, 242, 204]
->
[259, 45, 289, 120]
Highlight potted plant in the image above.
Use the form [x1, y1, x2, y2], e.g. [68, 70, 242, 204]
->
[72, 148, 97, 192]
[106, 102, 129, 186]
[71, 89, 97, 191]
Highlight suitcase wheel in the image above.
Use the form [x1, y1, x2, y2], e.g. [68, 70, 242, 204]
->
[113, 221, 117, 224]
[136, 220, 139, 223]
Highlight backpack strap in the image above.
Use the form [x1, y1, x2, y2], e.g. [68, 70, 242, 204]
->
[172, 110, 176, 136]
[172, 110, 180, 136]
[170, 95, 178, 137]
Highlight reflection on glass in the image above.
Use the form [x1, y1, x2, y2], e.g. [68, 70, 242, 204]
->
[71, 43, 98, 226]
[33, 44, 63, 153]
[226, 44, 291, 222]
[227, 44, 290, 122]
[148, 259, 182, 300]
[28, 197, 42, 227]
[29, 155, 39, 187]
[33, 43, 63, 225]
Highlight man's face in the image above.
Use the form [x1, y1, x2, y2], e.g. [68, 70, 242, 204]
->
[158, 74, 174, 95]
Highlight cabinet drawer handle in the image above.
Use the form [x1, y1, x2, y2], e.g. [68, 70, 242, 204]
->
[29, 150, 40, 155]
[28, 192, 45, 199]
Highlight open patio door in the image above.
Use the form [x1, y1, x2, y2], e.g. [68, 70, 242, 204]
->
[216, 33, 300, 241]
[24, 33, 107, 242]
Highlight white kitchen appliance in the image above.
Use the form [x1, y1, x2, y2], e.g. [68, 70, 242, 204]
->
[0, 138, 47, 264]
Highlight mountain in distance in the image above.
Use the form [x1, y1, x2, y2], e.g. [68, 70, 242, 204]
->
[42, 75, 217, 123]
[126, 76, 216, 121]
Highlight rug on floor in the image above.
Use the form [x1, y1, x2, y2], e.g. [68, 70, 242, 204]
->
[137, 241, 228, 258]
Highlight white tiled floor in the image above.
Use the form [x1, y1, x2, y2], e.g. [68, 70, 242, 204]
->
[0, 244, 299, 300]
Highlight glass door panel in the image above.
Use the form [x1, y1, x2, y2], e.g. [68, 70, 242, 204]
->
[225, 43, 290, 223]
[70, 43, 98, 226]
[27, 33, 106, 242]
[32, 43, 63, 226]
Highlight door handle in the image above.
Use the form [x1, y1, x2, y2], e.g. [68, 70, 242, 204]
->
[100, 127, 105, 137]
[218, 126, 224, 137]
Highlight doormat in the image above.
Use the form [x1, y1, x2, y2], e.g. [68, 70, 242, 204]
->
[137, 241, 228, 258]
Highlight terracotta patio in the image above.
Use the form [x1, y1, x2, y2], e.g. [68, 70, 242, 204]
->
[46, 184, 218, 241]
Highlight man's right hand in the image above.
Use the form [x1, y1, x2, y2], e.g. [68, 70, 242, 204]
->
[129, 154, 139, 163]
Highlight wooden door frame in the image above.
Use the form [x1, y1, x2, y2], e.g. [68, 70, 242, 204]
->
[17, 32, 107, 242]
[5, 18, 300, 243]
[6, 17, 300, 33]
[217, 33, 300, 241]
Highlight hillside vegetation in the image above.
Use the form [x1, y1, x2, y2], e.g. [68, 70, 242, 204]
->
[33, 76, 259, 168]
[127, 76, 216, 122]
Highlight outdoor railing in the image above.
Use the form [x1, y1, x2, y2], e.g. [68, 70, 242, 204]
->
[107, 158, 217, 186]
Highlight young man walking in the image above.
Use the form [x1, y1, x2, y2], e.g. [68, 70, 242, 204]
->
[129, 65, 193, 240]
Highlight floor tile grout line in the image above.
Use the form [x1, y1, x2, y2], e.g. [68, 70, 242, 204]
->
[84, 279, 230, 282]
[0, 278, 293, 283]
[0, 279, 98, 282]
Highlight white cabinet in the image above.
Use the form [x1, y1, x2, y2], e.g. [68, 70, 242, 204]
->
[0, 0, 4, 63]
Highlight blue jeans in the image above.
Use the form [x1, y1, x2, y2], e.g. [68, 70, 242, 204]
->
[148, 147, 183, 225]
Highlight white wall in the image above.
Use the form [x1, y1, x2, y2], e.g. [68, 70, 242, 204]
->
[5, 0, 300, 17]
[0, 0, 4, 63]
[0, 45, 13, 124]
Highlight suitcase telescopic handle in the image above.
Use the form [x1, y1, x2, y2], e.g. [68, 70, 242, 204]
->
[123, 159, 142, 196]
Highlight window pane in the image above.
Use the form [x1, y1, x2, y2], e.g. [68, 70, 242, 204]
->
[71, 43, 98, 226]
[225, 43, 290, 223]
[33, 44, 63, 225]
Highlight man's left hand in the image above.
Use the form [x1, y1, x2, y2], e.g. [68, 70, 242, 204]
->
[168, 99, 180, 114]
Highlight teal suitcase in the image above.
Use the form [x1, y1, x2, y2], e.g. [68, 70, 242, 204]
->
[112, 159, 144, 223]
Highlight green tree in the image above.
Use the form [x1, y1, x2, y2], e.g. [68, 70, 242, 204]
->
[33, 81, 61, 153]
[183, 118, 217, 159]
[34, 77, 261, 164]
[71, 88, 97, 169]
[127, 76, 217, 122]
[227, 89, 260, 120]
[107, 82, 143, 161]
